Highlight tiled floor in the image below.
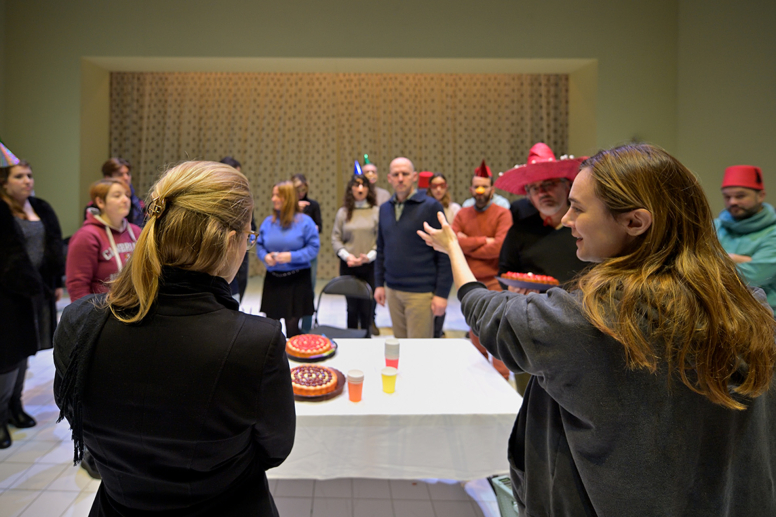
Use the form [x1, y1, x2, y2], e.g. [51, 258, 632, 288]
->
[0, 276, 507, 516]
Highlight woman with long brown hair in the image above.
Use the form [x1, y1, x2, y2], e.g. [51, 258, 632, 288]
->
[419, 144, 776, 516]
[331, 174, 379, 335]
[257, 180, 320, 337]
[0, 157, 64, 449]
[54, 161, 295, 516]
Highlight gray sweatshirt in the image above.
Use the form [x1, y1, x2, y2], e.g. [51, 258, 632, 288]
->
[458, 282, 776, 517]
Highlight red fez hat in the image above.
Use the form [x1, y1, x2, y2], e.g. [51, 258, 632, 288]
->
[494, 143, 586, 195]
[418, 171, 434, 189]
[722, 165, 764, 190]
[475, 160, 492, 178]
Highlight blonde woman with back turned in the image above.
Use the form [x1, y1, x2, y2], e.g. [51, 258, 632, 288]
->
[54, 161, 295, 516]
[419, 144, 776, 516]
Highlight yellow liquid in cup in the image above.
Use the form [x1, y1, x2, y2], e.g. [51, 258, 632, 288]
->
[381, 367, 397, 394]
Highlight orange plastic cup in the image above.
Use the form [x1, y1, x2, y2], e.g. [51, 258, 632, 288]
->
[347, 370, 364, 402]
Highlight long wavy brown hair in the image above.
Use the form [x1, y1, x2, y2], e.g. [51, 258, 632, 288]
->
[574, 144, 775, 410]
[106, 161, 253, 323]
[272, 181, 301, 228]
[343, 174, 376, 221]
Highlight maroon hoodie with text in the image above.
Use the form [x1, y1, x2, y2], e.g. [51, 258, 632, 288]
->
[66, 209, 140, 301]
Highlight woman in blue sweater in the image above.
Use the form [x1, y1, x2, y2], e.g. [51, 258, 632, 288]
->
[257, 181, 320, 337]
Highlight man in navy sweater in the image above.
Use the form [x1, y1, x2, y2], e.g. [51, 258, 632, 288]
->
[374, 157, 453, 338]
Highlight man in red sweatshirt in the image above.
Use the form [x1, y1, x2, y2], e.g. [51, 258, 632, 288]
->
[452, 164, 512, 378]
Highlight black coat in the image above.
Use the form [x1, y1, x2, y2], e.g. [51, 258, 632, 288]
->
[498, 210, 587, 284]
[0, 197, 64, 371]
[54, 269, 296, 516]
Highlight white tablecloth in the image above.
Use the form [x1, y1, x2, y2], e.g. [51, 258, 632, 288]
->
[269, 338, 522, 480]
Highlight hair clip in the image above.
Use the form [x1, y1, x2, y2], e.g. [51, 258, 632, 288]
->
[148, 196, 167, 217]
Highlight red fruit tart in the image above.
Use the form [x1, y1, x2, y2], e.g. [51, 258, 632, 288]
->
[291, 365, 338, 396]
[501, 271, 560, 285]
[286, 334, 333, 358]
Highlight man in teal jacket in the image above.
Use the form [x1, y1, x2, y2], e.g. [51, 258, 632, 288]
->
[714, 165, 776, 312]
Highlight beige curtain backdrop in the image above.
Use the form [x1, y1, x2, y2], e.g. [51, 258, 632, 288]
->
[109, 72, 569, 279]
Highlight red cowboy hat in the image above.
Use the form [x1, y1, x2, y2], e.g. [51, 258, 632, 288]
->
[494, 143, 586, 195]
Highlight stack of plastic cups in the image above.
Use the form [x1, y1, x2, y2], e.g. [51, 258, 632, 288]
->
[385, 338, 400, 369]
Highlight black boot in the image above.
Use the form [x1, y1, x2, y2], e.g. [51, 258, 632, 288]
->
[8, 408, 36, 428]
[81, 450, 102, 479]
[0, 424, 11, 449]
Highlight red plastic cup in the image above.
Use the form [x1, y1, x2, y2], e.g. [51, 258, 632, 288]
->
[347, 370, 364, 402]
[385, 339, 400, 369]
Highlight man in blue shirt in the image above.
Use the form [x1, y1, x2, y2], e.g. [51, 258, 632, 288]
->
[374, 157, 453, 338]
[715, 165, 776, 313]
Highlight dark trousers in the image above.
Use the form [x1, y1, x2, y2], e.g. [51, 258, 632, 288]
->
[339, 260, 375, 336]
[0, 359, 26, 425]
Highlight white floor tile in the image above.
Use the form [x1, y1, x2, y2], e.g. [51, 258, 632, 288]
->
[274, 496, 312, 516]
[353, 498, 394, 517]
[3, 441, 59, 464]
[8, 427, 41, 444]
[311, 497, 352, 517]
[353, 478, 391, 499]
[0, 463, 32, 490]
[18, 490, 79, 517]
[35, 441, 76, 464]
[314, 477, 352, 498]
[84, 480, 101, 493]
[275, 478, 315, 497]
[392, 499, 436, 517]
[47, 465, 95, 492]
[9, 462, 68, 490]
[60, 491, 98, 517]
[432, 500, 479, 517]
[427, 480, 471, 501]
[27, 421, 71, 443]
[389, 480, 431, 501]
[473, 500, 501, 517]
[0, 489, 39, 517]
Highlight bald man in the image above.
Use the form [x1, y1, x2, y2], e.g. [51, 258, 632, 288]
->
[374, 157, 453, 338]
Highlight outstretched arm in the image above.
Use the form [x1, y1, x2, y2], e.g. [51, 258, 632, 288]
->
[417, 211, 477, 289]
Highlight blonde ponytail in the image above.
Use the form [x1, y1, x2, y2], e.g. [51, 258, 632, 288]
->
[106, 161, 252, 323]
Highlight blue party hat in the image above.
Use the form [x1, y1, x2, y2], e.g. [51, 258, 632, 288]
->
[354, 160, 364, 176]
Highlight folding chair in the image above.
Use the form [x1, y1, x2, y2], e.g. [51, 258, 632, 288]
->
[309, 276, 373, 339]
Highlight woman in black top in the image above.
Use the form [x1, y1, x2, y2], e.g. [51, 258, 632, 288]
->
[55, 161, 295, 516]
[0, 158, 64, 449]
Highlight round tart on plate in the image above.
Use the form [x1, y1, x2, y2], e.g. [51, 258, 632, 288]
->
[286, 334, 336, 361]
[498, 272, 560, 292]
[290, 365, 339, 397]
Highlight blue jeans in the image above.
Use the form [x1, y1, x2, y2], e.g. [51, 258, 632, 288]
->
[300, 257, 318, 333]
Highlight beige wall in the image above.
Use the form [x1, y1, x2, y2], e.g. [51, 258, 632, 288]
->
[677, 0, 776, 215]
[2, 0, 680, 235]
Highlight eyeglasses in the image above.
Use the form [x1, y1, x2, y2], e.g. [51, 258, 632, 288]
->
[525, 179, 563, 195]
[429, 182, 447, 190]
[246, 231, 258, 249]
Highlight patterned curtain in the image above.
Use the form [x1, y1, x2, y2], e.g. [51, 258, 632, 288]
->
[110, 72, 568, 279]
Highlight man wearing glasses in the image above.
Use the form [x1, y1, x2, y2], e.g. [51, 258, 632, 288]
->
[497, 143, 587, 291]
